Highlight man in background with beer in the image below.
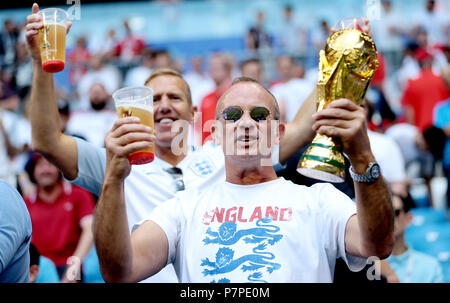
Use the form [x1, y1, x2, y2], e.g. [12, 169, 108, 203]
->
[25, 3, 316, 282]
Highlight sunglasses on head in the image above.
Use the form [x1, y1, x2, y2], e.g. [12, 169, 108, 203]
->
[221, 106, 271, 123]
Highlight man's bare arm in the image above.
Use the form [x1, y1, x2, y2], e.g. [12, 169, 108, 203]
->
[94, 117, 166, 282]
[27, 3, 78, 180]
[314, 99, 394, 258]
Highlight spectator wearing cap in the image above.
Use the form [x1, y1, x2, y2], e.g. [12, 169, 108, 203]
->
[23, 152, 95, 282]
[381, 192, 444, 283]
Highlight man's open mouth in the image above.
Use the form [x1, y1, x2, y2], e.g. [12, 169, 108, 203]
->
[156, 117, 177, 124]
[237, 135, 258, 142]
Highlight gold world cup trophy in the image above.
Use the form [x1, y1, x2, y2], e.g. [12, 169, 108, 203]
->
[297, 18, 379, 183]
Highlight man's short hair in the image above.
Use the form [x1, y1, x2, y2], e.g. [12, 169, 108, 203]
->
[394, 192, 416, 213]
[29, 243, 40, 267]
[215, 76, 280, 120]
[240, 58, 261, 71]
[144, 68, 193, 106]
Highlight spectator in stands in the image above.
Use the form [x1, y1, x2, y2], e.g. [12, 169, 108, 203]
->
[0, 179, 32, 282]
[114, 19, 145, 64]
[365, 100, 407, 197]
[183, 56, 214, 107]
[372, 0, 405, 71]
[13, 41, 33, 100]
[414, 0, 448, 47]
[433, 64, 450, 214]
[200, 52, 233, 143]
[382, 192, 444, 282]
[76, 53, 122, 110]
[240, 58, 263, 84]
[386, 122, 445, 207]
[270, 55, 314, 123]
[67, 36, 91, 89]
[29, 243, 59, 283]
[0, 112, 16, 185]
[401, 48, 449, 132]
[67, 82, 117, 148]
[124, 47, 154, 87]
[311, 19, 330, 55]
[397, 42, 421, 90]
[152, 49, 172, 69]
[245, 10, 272, 52]
[23, 152, 95, 282]
[0, 19, 18, 70]
[0, 76, 20, 111]
[278, 4, 307, 58]
[415, 27, 449, 73]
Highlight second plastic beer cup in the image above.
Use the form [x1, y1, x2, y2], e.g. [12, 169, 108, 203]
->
[112, 86, 155, 165]
[38, 8, 68, 73]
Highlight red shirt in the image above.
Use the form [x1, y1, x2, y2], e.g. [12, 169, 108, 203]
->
[115, 35, 145, 60]
[401, 68, 450, 132]
[200, 85, 230, 144]
[371, 52, 386, 87]
[67, 48, 91, 86]
[24, 181, 95, 267]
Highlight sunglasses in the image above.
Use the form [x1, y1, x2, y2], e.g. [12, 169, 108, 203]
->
[164, 167, 185, 191]
[221, 106, 271, 123]
[394, 208, 404, 217]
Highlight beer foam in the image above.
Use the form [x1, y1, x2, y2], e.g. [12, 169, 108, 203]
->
[116, 102, 153, 113]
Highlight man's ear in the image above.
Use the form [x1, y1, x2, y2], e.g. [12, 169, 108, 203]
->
[275, 122, 286, 145]
[211, 121, 221, 146]
[405, 213, 413, 228]
[29, 264, 40, 283]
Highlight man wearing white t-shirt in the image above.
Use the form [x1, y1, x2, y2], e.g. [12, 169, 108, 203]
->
[94, 77, 394, 283]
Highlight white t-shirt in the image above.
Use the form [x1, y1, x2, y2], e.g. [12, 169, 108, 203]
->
[270, 78, 315, 123]
[367, 130, 406, 183]
[124, 66, 153, 87]
[385, 123, 421, 166]
[183, 72, 215, 107]
[138, 178, 366, 283]
[372, 9, 404, 52]
[72, 138, 280, 282]
[67, 109, 117, 148]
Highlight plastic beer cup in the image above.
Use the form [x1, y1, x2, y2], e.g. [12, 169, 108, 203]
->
[112, 86, 155, 165]
[38, 8, 68, 73]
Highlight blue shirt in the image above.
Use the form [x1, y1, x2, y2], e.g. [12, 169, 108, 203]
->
[387, 248, 444, 283]
[0, 180, 32, 282]
[434, 98, 450, 168]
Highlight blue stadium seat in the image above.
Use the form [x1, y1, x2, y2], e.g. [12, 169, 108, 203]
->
[406, 222, 450, 282]
[409, 208, 447, 227]
[82, 246, 104, 283]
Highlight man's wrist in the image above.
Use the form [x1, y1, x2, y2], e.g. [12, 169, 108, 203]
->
[348, 152, 375, 174]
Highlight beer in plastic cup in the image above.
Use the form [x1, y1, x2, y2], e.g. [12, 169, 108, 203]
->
[113, 86, 155, 165]
[38, 8, 68, 73]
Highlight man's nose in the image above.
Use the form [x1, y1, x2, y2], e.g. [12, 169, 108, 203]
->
[156, 96, 172, 114]
[236, 111, 256, 129]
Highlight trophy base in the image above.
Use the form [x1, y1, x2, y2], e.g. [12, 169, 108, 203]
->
[297, 167, 345, 183]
